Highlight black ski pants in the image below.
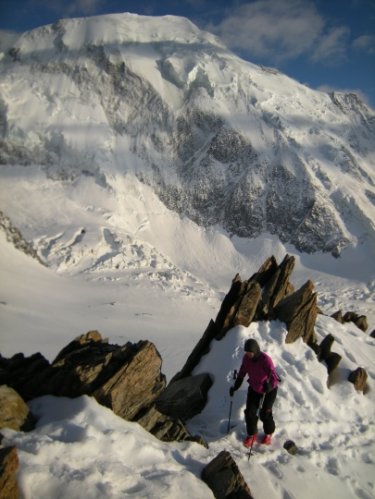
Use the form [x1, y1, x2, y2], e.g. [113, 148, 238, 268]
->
[245, 386, 278, 436]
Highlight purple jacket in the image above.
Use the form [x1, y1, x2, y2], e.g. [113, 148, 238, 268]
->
[238, 352, 278, 394]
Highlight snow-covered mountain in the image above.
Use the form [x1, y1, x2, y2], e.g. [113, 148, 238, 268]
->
[1, 14, 375, 499]
[1, 12, 374, 263]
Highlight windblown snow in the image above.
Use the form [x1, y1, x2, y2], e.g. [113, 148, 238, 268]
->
[0, 12, 374, 499]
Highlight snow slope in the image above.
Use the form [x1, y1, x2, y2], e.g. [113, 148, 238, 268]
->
[1, 231, 374, 498]
[0, 12, 374, 499]
[0, 13, 375, 255]
[1, 185, 375, 498]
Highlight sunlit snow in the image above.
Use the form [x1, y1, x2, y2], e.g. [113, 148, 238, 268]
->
[0, 12, 374, 499]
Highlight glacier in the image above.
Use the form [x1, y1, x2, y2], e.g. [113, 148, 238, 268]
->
[1, 15, 375, 499]
[0, 12, 374, 268]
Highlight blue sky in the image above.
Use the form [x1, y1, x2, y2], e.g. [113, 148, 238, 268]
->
[1, 0, 375, 107]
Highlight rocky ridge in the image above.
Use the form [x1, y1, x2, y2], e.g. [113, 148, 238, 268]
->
[1, 254, 371, 498]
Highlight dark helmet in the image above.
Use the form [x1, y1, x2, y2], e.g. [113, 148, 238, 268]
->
[244, 339, 261, 358]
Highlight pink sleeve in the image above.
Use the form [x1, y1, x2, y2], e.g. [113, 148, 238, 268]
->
[265, 355, 278, 386]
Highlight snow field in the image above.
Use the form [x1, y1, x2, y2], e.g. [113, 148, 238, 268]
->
[0, 13, 374, 497]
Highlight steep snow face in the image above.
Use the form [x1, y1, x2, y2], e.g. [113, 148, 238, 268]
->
[0, 13, 374, 255]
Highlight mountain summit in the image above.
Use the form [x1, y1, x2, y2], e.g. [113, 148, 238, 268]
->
[1, 13, 374, 257]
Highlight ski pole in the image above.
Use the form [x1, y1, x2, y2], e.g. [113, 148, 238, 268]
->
[257, 392, 266, 418]
[227, 369, 238, 434]
[248, 392, 266, 462]
[227, 400, 233, 434]
[247, 431, 256, 462]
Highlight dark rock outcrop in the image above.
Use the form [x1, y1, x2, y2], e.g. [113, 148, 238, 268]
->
[232, 281, 262, 330]
[173, 255, 297, 382]
[5, 331, 166, 404]
[252, 254, 295, 319]
[155, 373, 213, 421]
[214, 254, 296, 337]
[315, 334, 342, 374]
[0, 352, 50, 389]
[92, 341, 166, 421]
[214, 275, 261, 340]
[201, 450, 254, 498]
[0, 446, 19, 499]
[317, 334, 335, 362]
[1, 331, 198, 443]
[164, 253, 369, 431]
[0, 385, 35, 431]
[325, 352, 342, 374]
[0, 210, 45, 265]
[332, 310, 369, 332]
[331, 310, 344, 324]
[274, 280, 317, 345]
[352, 315, 368, 332]
[52, 329, 103, 363]
[348, 367, 368, 392]
[134, 405, 201, 443]
[283, 440, 298, 455]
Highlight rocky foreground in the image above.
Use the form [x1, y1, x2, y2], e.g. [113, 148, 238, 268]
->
[0, 255, 371, 498]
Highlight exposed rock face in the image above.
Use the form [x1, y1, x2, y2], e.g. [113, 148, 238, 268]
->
[172, 255, 313, 384]
[92, 340, 166, 421]
[1, 331, 198, 443]
[0, 446, 19, 499]
[214, 254, 295, 338]
[332, 310, 369, 332]
[252, 254, 295, 319]
[0, 352, 50, 390]
[134, 405, 197, 443]
[342, 312, 368, 332]
[315, 334, 342, 374]
[3, 15, 374, 257]
[0, 210, 45, 265]
[155, 373, 213, 421]
[214, 275, 261, 339]
[165, 253, 370, 437]
[6, 331, 166, 405]
[52, 329, 103, 363]
[317, 334, 335, 362]
[0, 385, 35, 431]
[348, 368, 368, 392]
[325, 352, 342, 374]
[331, 310, 344, 324]
[274, 280, 317, 345]
[201, 450, 254, 499]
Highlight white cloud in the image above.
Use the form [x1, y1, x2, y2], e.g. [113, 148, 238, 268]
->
[207, 0, 324, 61]
[207, 0, 350, 65]
[353, 34, 375, 54]
[311, 26, 350, 63]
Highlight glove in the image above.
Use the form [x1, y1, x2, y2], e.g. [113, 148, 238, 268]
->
[263, 380, 271, 393]
[229, 376, 244, 397]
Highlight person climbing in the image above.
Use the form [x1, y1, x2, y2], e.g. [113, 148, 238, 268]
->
[229, 338, 279, 447]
